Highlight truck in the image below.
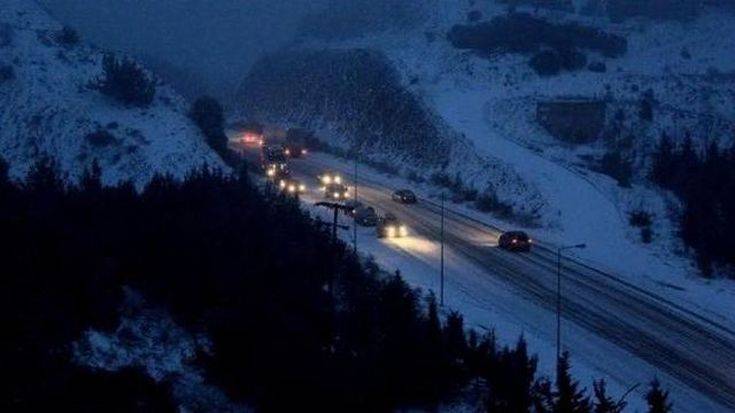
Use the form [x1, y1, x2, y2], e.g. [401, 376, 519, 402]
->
[262, 144, 289, 179]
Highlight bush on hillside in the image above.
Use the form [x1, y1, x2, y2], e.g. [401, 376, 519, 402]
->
[0, 23, 12, 47]
[629, 209, 655, 243]
[93, 54, 155, 107]
[530, 50, 562, 76]
[608, 0, 701, 22]
[0, 65, 14, 83]
[595, 150, 633, 187]
[448, 13, 627, 58]
[55, 26, 80, 47]
[85, 129, 118, 148]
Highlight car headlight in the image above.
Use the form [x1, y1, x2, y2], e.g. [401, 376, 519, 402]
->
[299, 184, 306, 192]
[288, 185, 296, 192]
[279, 180, 286, 188]
[301, 149, 308, 155]
[322, 176, 332, 184]
[399, 225, 408, 237]
[267, 169, 275, 177]
[343, 191, 350, 198]
[334, 176, 342, 184]
[387, 226, 396, 237]
[285, 149, 290, 155]
[333, 192, 340, 199]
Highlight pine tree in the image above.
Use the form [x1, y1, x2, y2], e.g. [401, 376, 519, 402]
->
[650, 132, 674, 187]
[487, 336, 538, 413]
[444, 311, 467, 361]
[554, 352, 591, 413]
[639, 90, 654, 121]
[592, 379, 625, 413]
[646, 379, 672, 413]
[94, 54, 155, 107]
[426, 292, 443, 351]
[25, 156, 64, 195]
[80, 160, 103, 193]
[0, 157, 9, 192]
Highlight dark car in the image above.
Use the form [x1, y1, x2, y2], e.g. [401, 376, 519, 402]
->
[354, 206, 378, 227]
[284, 143, 308, 158]
[376, 213, 408, 239]
[343, 200, 363, 217]
[278, 178, 306, 195]
[323, 183, 350, 200]
[498, 231, 532, 252]
[391, 189, 417, 204]
[264, 161, 289, 179]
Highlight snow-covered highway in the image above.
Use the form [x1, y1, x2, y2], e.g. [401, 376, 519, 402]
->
[233, 140, 735, 412]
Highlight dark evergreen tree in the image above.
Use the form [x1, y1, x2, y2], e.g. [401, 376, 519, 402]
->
[592, 379, 626, 413]
[554, 352, 591, 413]
[645, 379, 672, 413]
[0, 157, 9, 190]
[94, 54, 155, 107]
[56, 26, 80, 46]
[444, 311, 467, 361]
[80, 160, 103, 193]
[639, 90, 654, 121]
[487, 336, 538, 413]
[190, 97, 225, 144]
[650, 132, 674, 187]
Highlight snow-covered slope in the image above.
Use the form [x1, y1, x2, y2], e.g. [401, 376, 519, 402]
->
[236, 48, 547, 221]
[0, 0, 225, 186]
[269, 1, 735, 276]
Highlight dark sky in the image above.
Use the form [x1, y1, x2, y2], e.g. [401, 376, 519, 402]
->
[39, 0, 325, 99]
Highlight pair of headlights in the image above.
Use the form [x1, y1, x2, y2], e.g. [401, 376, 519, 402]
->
[322, 175, 342, 185]
[385, 225, 408, 238]
[279, 181, 306, 193]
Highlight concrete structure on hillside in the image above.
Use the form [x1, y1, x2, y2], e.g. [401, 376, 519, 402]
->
[536, 97, 607, 144]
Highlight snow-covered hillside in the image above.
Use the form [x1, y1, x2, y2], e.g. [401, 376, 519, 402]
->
[0, 0, 225, 186]
[255, 0, 735, 281]
[237, 48, 546, 219]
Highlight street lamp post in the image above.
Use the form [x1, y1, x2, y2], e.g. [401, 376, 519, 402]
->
[440, 192, 445, 307]
[556, 243, 586, 367]
[353, 156, 358, 253]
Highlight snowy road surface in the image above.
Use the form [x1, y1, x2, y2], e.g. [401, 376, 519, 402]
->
[232, 141, 735, 412]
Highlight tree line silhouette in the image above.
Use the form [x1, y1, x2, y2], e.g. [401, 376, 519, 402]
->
[650, 133, 735, 276]
[0, 157, 670, 411]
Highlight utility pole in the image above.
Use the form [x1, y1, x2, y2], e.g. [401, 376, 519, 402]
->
[556, 243, 586, 371]
[315, 202, 351, 244]
[440, 191, 445, 307]
[315, 201, 352, 295]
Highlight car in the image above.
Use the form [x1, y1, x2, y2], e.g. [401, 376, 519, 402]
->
[354, 206, 378, 227]
[343, 200, 364, 217]
[322, 182, 350, 200]
[284, 142, 308, 158]
[498, 231, 532, 252]
[376, 213, 408, 238]
[278, 178, 306, 195]
[392, 189, 417, 204]
[230, 121, 264, 146]
[264, 161, 289, 179]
